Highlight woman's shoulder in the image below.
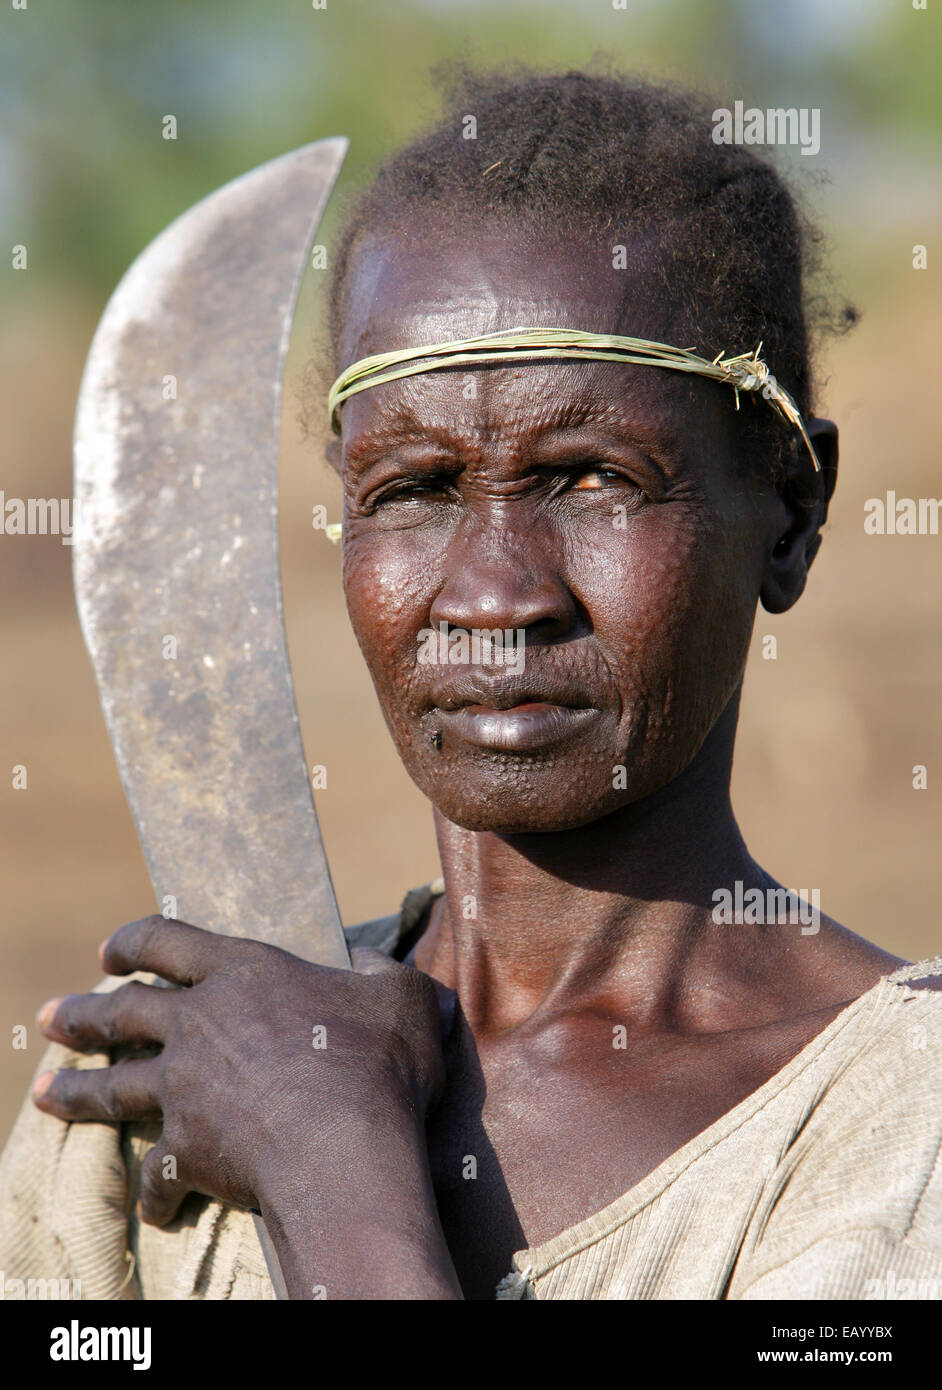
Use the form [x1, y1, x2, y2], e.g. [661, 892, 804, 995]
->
[869, 954, 942, 1027]
[772, 955, 942, 1191]
[827, 955, 942, 1089]
[884, 956, 942, 991]
[754, 956, 942, 1200]
[729, 958, 942, 1297]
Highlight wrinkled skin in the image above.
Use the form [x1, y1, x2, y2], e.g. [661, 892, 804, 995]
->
[34, 217, 906, 1300]
[338, 225, 779, 834]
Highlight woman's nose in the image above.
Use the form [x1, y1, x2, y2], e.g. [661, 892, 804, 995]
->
[429, 534, 577, 640]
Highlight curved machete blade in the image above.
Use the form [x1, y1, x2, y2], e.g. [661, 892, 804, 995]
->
[71, 138, 350, 967]
[73, 138, 350, 1300]
[73, 138, 349, 977]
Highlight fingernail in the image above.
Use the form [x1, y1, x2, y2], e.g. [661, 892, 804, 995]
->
[32, 1071, 54, 1099]
[37, 997, 63, 1029]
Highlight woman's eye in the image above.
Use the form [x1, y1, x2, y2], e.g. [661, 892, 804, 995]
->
[570, 467, 632, 491]
[375, 478, 447, 505]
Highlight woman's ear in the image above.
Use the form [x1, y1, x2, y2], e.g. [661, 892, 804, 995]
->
[325, 436, 342, 476]
[760, 418, 839, 615]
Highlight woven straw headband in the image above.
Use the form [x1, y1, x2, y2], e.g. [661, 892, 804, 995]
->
[327, 326, 820, 472]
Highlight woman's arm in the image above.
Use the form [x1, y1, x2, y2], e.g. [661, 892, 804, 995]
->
[261, 1106, 461, 1299]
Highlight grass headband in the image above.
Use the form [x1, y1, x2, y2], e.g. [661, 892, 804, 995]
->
[327, 326, 821, 472]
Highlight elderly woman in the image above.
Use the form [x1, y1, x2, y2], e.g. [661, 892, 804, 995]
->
[2, 69, 941, 1302]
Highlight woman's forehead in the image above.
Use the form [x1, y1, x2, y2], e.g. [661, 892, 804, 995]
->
[339, 223, 677, 367]
[336, 343, 727, 484]
[334, 223, 730, 473]
[338, 363, 704, 483]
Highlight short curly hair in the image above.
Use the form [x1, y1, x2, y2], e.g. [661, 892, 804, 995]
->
[318, 62, 856, 483]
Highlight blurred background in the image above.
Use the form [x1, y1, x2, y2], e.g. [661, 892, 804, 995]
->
[2, 0, 940, 1139]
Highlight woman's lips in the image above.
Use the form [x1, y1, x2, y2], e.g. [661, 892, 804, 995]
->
[435, 701, 599, 751]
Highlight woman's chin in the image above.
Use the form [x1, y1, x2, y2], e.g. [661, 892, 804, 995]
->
[421, 779, 635, 836]
[395, 719, 705, 834]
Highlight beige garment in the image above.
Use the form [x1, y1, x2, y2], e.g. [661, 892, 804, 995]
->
[497, 956, 942, 1300]
[2, 904, 941, 1300]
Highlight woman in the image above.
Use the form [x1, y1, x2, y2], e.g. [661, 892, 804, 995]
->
[3, 68, 941, 1301]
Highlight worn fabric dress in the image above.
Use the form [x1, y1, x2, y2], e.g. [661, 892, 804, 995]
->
[2, 883, 941, 1300]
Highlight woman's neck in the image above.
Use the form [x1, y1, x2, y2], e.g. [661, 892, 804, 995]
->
[417, 693, 781, 1034]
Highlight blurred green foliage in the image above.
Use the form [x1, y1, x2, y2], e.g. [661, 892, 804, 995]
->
[1, 0, 938, 304]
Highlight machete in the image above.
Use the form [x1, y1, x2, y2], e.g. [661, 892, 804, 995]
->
[72, 138, 350, 1299]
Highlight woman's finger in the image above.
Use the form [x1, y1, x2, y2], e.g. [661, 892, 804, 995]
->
[31, 1055, 162, 1123]
[137, 1139, 189, 1228]
[101, 914, 250, 986]
[37, 980, 171, 1052]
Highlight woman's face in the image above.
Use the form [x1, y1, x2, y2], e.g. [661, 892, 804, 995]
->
[333, 220, 790, 834]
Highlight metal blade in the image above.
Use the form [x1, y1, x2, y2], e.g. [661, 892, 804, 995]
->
[73, 138, 350, 973]
[73, 140, 350, 1301]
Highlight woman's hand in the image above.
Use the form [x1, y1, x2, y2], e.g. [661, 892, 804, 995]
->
[31, 916, 461, 1298]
